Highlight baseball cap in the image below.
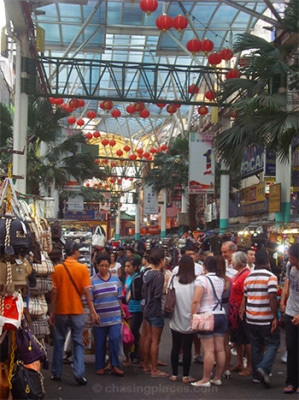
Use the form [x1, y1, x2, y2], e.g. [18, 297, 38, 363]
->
[65, 240, 83, 256]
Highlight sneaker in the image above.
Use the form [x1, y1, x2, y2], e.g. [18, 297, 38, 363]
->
[222, 370, 231, 380]
[75, 376, 87, 385]
[257, 368, 270, 387]
[252, 378, 261, 383]
[281, 351, 287, 363]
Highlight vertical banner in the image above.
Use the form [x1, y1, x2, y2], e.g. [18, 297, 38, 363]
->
[189, 132, 215, 194]
[144, 185, 159, 214]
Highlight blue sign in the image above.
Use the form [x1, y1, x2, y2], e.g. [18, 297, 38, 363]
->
[241, 146, 264, 178]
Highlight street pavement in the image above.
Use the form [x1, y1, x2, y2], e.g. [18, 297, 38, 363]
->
[43, 325, 290, 400]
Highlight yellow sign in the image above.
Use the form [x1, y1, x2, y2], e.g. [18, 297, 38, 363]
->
[269, 183, 281, 213]
[241, 182, 265, 205]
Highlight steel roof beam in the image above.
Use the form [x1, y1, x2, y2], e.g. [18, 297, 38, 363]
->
[37, 57, 229, 106]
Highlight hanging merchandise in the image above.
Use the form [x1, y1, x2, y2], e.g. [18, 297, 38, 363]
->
[32, 251, 54, 276]
[0, 259, 28, 294]
[91, 226, 106, 248]
[16, 318, 47, 365]
[10, 361, 45, 400]
[0, 292, 24, 334]
[251, 226, 268, 246]
[237, 227, 252, 248]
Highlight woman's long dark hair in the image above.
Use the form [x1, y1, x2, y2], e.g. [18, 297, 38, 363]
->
[177, 255, 196, 284]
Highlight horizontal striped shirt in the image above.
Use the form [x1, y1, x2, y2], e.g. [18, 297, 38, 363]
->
[244, 268, 277, 325]
[91, 273, 122, 326]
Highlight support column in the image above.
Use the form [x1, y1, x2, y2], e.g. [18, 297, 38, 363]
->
[115, 208, 121, 241]
[181, 187, 188, 213]
[275, 153, 291, 223]
[161, 188, 167, 238]
[134, 185, 140, 241]
[219, 164, 230, 233]
[13, 38, 28, 194]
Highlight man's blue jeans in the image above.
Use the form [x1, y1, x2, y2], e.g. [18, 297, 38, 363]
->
[247, 322, 280, 379]
[52, 314, 85, 379]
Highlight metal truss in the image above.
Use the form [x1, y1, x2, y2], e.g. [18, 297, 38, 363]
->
[36, 57, 231, 106]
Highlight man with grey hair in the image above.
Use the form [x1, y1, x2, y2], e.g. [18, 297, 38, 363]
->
[221, 241, 238, 279]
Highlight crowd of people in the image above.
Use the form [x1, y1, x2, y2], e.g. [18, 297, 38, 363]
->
[49, 238, 299, 395]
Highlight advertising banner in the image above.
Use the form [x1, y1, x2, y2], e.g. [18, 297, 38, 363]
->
[189, 132, 215, 194]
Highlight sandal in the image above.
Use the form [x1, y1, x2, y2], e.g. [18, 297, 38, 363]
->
[283, 385, 297, 394]
[151, 370, 169, 378]
[157, 361, 167, 367]
[182, 376, 196, 384]
[169, 375, 178, 382]
[96, 369, 105, 375]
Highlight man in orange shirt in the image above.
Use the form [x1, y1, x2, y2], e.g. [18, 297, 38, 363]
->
[50, 241, 99, 384]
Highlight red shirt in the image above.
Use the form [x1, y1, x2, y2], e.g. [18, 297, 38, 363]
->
[229, 268, 250, 310]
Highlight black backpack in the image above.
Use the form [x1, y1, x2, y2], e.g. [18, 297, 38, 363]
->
[130, 267, 151, 301]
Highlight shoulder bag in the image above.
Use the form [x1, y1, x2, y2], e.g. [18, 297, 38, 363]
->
[163, 275, 176, 318]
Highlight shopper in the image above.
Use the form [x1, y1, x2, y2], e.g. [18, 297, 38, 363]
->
[50, 240, 99, 385]
[168, 255, 196, 383]
[282, 243, 299, 394]
[191, 256, 226, 387]
[142, 247, 168, 378]
[91, 253, 125, 377]
[228, 251, 251, 376]
[243, 250, 280, 386]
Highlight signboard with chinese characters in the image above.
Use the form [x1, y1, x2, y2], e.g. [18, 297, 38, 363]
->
[189, 132, 215, 194]
[241, 182, 268, 215]
[269, 183, 281, 213]
[144, 185, 159, 214]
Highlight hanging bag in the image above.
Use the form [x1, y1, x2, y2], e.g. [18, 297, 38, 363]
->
[16, 318, 47, 364]
[91, 226, 106, 247]
[163, 275, 176, 318]
[10, 361, 45, 400]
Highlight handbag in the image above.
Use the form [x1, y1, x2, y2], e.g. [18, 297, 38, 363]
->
[191, 311, 214, 332]
[0, 259, 28, 294]
[32, 251, 54, 276]
[163, 275, 176, 318]
[31, 315, 51, 338]
[16, 318, 47, 364]
[10, 361, 45, 400]
[30, 276, 53, 295]
[0, 215, 31, 256]
[122, 320, 134, 347]
[28, 295, 48, 317]
[91, 226, 106, 247]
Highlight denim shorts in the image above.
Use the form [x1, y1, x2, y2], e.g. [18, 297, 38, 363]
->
[197, 313, 227, 339]
[145, 315, 165, 328]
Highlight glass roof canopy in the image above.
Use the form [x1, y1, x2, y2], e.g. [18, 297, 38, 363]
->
[5, 0, 284, 145]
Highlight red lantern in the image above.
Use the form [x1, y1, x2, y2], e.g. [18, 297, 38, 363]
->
[111, 162, 117, 167]
[85, 132, 93, 140]
[94, 159, 100, 165]
[126, 104, 136, 114]
[93, 131, 101, 138]
[111, 109, 121, 118]
[86, 110, 97, 119]
[49, 97, 56, 104]
[123, 145, 131, 152]
[156, 14, 173, 32]
[69, 99, 79, 109]
[198, 106, 209, 116]
[101, 138, 109, 146]
[67, 116, 76, 125]
[201, 38, 214, 54]
[160, 144, 168, 151]
[220, 48, 234, 61]
[140, 0, 158, 15]
[188, 84, 199, 94]
[76, 119, 85, 126]
[56, 98, 64, 105]
[129, 154, 137, 161]
[143, 152, 150, 158]
[205, 90, 216, 101]
[140, 109, 150, 118]
[136, 148, 144, 155]
[166, 104, 177, 114]
[226, 69, 241, 79]
[109, 139, 116, 147]
[103, 100, 113, 110]
[77, 99, 85, 108]
[186, 38, 201, 55]
[149, 148, 157, 154]
[208, 52, 222, 66]
[173, 14, 188, 31]
[103, 159, 109, 164]
[116, 149, 123, 157]
[134, 102, 145, 112]
[146, 155, 153, 161]
[156, 102, 166, 108]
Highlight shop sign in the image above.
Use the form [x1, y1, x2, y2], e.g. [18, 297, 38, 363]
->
[241, 182, 267, 215]
[269, 183, 281, 213]
[241, 146, 264, 178]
